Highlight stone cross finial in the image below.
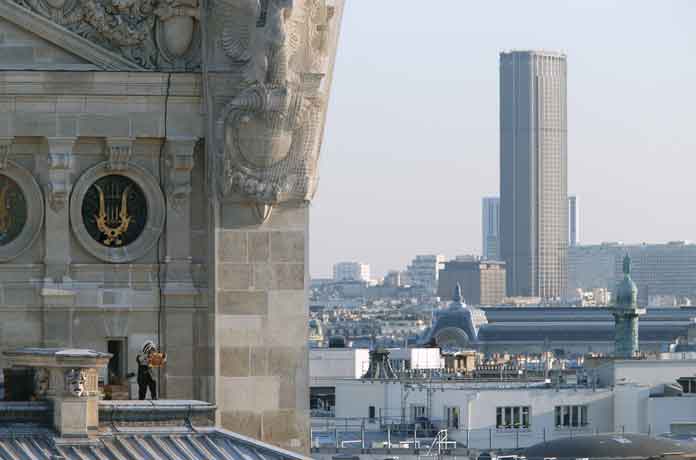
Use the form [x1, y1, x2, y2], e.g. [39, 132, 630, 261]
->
[453, 283, 462, 303]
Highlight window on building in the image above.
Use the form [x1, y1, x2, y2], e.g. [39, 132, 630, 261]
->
[495, 406, 530, 429]
[107, 338, 127, 385]
[678, 377, 696, 394]
[411, 405, 427, 421]
[368, 406, 376, 421]
[310, 387, 335, 416]
[555, 405, 588, 428]
[445, 407, 460, 430]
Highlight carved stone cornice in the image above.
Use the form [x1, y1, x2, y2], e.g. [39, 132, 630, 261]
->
[9, 0, 201, 70]
[45, 137, 76, 212]
[105, 137, 135, 171]
[0, 138, 15, 170]
[208, 0, 342, 210]
[0, 1, 143, 70]
[165, 137, 198, 213]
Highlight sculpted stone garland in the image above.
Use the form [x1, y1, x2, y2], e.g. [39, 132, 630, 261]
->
[14, 0, 200, 69]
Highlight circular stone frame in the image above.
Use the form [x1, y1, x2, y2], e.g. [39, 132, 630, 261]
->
[70, 162, 165, 263]
[0, 162, 44, 262]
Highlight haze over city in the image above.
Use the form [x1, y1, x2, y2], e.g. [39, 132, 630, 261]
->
[312, 0, 696, 278]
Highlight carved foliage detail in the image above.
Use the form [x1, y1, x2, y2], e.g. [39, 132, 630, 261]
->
[14, 0, 201, 69]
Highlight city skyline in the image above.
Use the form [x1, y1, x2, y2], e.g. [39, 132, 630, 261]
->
[312, 1, 696, 278]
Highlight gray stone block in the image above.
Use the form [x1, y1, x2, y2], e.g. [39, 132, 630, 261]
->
[218, 291, 267, 316]
[272, 263, 304, 290]
[218, 263, 252, 290]
[220, 346, 250, 377]
[270, 231, 304, 263]
[248, 231, 269, 262]
[78, 114, 130, 137]
[219, 230, 247, 262]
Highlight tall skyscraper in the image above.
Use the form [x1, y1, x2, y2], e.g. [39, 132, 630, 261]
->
[500, 50, 568, 299]
[482, 197, 500, 260]
[568, 195, 578, 247]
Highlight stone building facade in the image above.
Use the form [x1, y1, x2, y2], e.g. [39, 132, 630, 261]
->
[0, 0, 343, 454]
[437, 260, 506, 305]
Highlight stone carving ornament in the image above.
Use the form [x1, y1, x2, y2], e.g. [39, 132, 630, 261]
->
[14, 0, 201, 69]
[65, 368, 86, 397]
[214, 0, 336, 209]
[33, 368, 50, 398]
[70, 162, 165, 263]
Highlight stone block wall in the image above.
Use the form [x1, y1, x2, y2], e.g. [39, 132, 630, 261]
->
[215, 202, 310, 452]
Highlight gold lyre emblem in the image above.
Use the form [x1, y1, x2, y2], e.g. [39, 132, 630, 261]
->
[94, 184, 132, 246]
[0, 183, 12, 235]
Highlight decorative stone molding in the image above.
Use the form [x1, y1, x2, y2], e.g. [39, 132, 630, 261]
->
[0, 138, 14, 170]
[46, 137, 76, 213]
[12, 0, 201, 70]
[0, 1, 142, 70]
[106, 137, 135, 171]
[211, 0, 339, 208]
[64, 368, 86, 397]
[70, 162, 166, 263]
[0, 161, 45, 262]
[3, 348, 111, 438]
[34, 368, 50, 398]
[164, 137, 198, 213]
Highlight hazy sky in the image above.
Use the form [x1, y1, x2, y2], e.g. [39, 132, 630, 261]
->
[311, 1, 696, 279]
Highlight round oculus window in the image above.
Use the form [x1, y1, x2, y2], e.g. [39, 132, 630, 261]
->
[81, 174, 148, 247]
[0, 174, 27, 246]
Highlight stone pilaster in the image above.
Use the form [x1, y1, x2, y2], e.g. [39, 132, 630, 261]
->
[203, 0, 344, 453]
[41, 137, 77, 348]
[214, 201, 309, 452]
[161, 137, 200, 399]
[43, 137, 76, 285]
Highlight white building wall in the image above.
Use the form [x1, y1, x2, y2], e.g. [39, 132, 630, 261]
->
[335, 381, 613, 449]
[647, 396, 696, 435]
[612, 360, 696, 386]
[310, 349, 370, 380]
[613, 385, 650, 434]
[388, 348, 442, 370]
[409, 348, 443, 369]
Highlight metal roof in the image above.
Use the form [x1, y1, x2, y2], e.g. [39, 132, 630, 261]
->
[477, 323, 688, 342]
[0, 428, 310, 460]
[523, 433, 696, 459]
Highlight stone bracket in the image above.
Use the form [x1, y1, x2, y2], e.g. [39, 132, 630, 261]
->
[165, 137, 198, 214]
[0, 137, 15, 169]
[46, 137, 76, 213]
[105, 137, 135, 171]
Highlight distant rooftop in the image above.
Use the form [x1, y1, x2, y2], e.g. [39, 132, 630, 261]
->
[500, 49, 567, 58]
